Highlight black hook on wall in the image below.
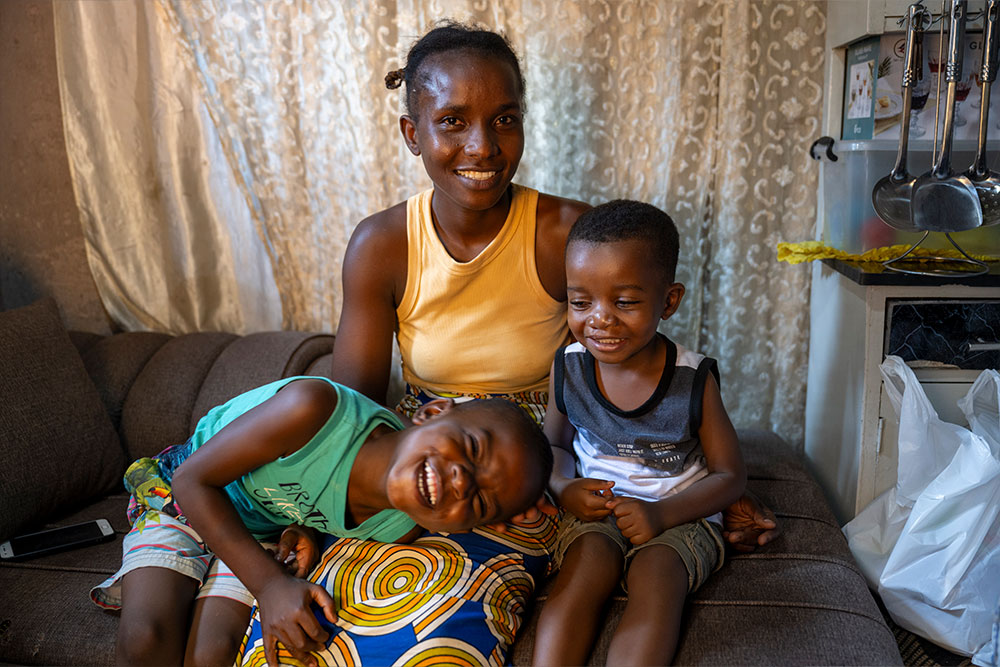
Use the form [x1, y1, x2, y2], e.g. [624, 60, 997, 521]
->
[809, 136, 839, 162]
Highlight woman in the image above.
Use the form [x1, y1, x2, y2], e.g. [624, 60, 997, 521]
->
[333, 23, 584, 428]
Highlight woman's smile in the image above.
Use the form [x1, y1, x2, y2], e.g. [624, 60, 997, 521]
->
[456, 169, 497, 180]
[455, 168, 502, 186]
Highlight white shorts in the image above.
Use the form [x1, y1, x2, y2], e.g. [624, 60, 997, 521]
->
[90, 509, 267, 610]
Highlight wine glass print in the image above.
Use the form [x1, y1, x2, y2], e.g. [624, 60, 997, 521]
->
[911, 76, 930, 137]
[847, 62, 874, 119]
[928, 50, 944, 91]
[954, 75, 972, 127]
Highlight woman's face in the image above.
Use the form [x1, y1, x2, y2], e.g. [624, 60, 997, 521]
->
[401, 50, 525, 215]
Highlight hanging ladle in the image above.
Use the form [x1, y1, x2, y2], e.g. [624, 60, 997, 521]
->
[872, 3, 925, 231]
[967, 0, 1000, 226]
[911, 0, 984, 232]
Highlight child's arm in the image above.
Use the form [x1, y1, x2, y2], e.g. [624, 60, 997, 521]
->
[607, 373, 746, 545]
[171, 379, 340, 667]
[543, 364, 615, 521]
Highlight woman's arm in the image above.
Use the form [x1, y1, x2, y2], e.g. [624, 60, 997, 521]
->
[171, 379, 340, 666]
[330, 209, 407, 404]
[534, 194, 592, 301]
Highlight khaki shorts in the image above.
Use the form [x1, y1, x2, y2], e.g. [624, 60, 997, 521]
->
[553, 513, 725, 593]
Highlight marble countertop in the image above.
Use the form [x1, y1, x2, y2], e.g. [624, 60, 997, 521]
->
[823, 258, 1000, 287]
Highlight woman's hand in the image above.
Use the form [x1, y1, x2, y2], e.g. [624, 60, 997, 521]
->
[274, 524, 322, 578]
[498, 494, 559, 531]
[559, 478, 615, 521]
[722, 490, 779, 552]
[257, 573, 338, 667]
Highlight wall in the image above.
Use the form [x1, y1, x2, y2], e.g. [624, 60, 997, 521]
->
[0, 0, 112, 333]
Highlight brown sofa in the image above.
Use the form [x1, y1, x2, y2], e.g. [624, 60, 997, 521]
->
[0, 299, 902, 665]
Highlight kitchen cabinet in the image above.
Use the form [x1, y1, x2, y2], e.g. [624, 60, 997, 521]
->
[828, 0, 923, 49]
[805, 1, 1000, 524]
[828, 0, 986, 49]
[803, 261, 998, 523]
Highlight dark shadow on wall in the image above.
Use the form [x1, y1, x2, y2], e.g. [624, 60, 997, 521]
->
[0, 0, 112, 333]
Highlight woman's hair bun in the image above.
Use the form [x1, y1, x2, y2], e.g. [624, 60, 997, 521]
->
[385, 68, 405, 89]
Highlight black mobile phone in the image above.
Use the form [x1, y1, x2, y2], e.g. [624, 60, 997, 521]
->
[0, 519, 115, 561]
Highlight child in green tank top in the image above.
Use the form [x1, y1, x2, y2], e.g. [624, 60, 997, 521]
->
[101, 377, 552, 667]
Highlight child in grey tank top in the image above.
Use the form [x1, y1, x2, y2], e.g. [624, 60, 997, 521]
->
[533, 200, 747, 666]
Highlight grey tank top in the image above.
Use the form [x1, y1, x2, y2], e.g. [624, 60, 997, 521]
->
[554, 335, 719, 475]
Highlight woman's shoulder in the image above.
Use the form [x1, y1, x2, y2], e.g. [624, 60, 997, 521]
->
[354, 201, 408, 240]
[342, 202, 409, 297]
[534, 191, 591, 237]
[347, 201, 408, 257]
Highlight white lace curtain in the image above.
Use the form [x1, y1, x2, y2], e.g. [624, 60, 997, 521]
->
[53, 0, 826, 445]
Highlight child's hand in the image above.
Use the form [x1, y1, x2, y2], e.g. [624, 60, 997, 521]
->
[275, 524, 321, 577]
[559, 478, 615, 521]
[607, 496, 663, 546]
[257, 574, 337, 667]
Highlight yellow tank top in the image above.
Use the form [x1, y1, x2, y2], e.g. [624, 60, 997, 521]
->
[396, 185, 569, 395]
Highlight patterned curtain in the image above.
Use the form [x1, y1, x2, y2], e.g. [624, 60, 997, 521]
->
[53, 0, 825, 445]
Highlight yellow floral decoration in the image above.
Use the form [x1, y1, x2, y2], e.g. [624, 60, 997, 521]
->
[776, 241, 997, 265]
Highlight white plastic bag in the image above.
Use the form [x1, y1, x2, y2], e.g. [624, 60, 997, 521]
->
[844, 357, 1000, 665]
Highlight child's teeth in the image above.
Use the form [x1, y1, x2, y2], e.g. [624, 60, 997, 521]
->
[429, 465, 437, 506]
[423, 461, 438, 507]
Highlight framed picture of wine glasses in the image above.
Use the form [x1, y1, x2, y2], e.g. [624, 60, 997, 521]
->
[844, 29, 994, 142]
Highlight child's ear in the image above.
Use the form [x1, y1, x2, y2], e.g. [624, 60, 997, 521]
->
[661, 282, 686, 320]
[411, 398, 455, 425]
[399, 115, 420, 156]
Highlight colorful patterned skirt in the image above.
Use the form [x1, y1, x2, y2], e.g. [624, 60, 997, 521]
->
[396, 384, 548, 426]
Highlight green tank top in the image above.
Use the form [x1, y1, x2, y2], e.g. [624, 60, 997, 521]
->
[188, 377, 416, 541]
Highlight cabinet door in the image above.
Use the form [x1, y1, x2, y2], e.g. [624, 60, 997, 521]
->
[828, 0, 894, 49]
[873, 384, 899, 507]
[866, 368, 977, 512]
[828, 0, 987, 49]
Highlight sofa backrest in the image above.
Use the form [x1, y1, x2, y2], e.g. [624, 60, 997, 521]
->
[71, 330, 334, 461]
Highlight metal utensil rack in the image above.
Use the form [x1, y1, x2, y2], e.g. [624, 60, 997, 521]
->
[877, 0, 993, 276]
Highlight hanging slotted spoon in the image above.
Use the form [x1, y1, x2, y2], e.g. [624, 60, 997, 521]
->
[967, 0, 1000, 226]
[872, 4, 924, 231]
[911, 0, 984, 232]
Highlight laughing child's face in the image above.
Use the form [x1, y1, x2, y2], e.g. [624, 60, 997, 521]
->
[384, 401, 544, 533]
[566, 238, 684, 368]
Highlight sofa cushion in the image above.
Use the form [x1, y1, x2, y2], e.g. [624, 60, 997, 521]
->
[0, 565, 120, 665]
[0, 299, 127, 540]
[76, 332, 173, 433]
[120, 332, 237, 459]
[190, 331, 334, 427]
